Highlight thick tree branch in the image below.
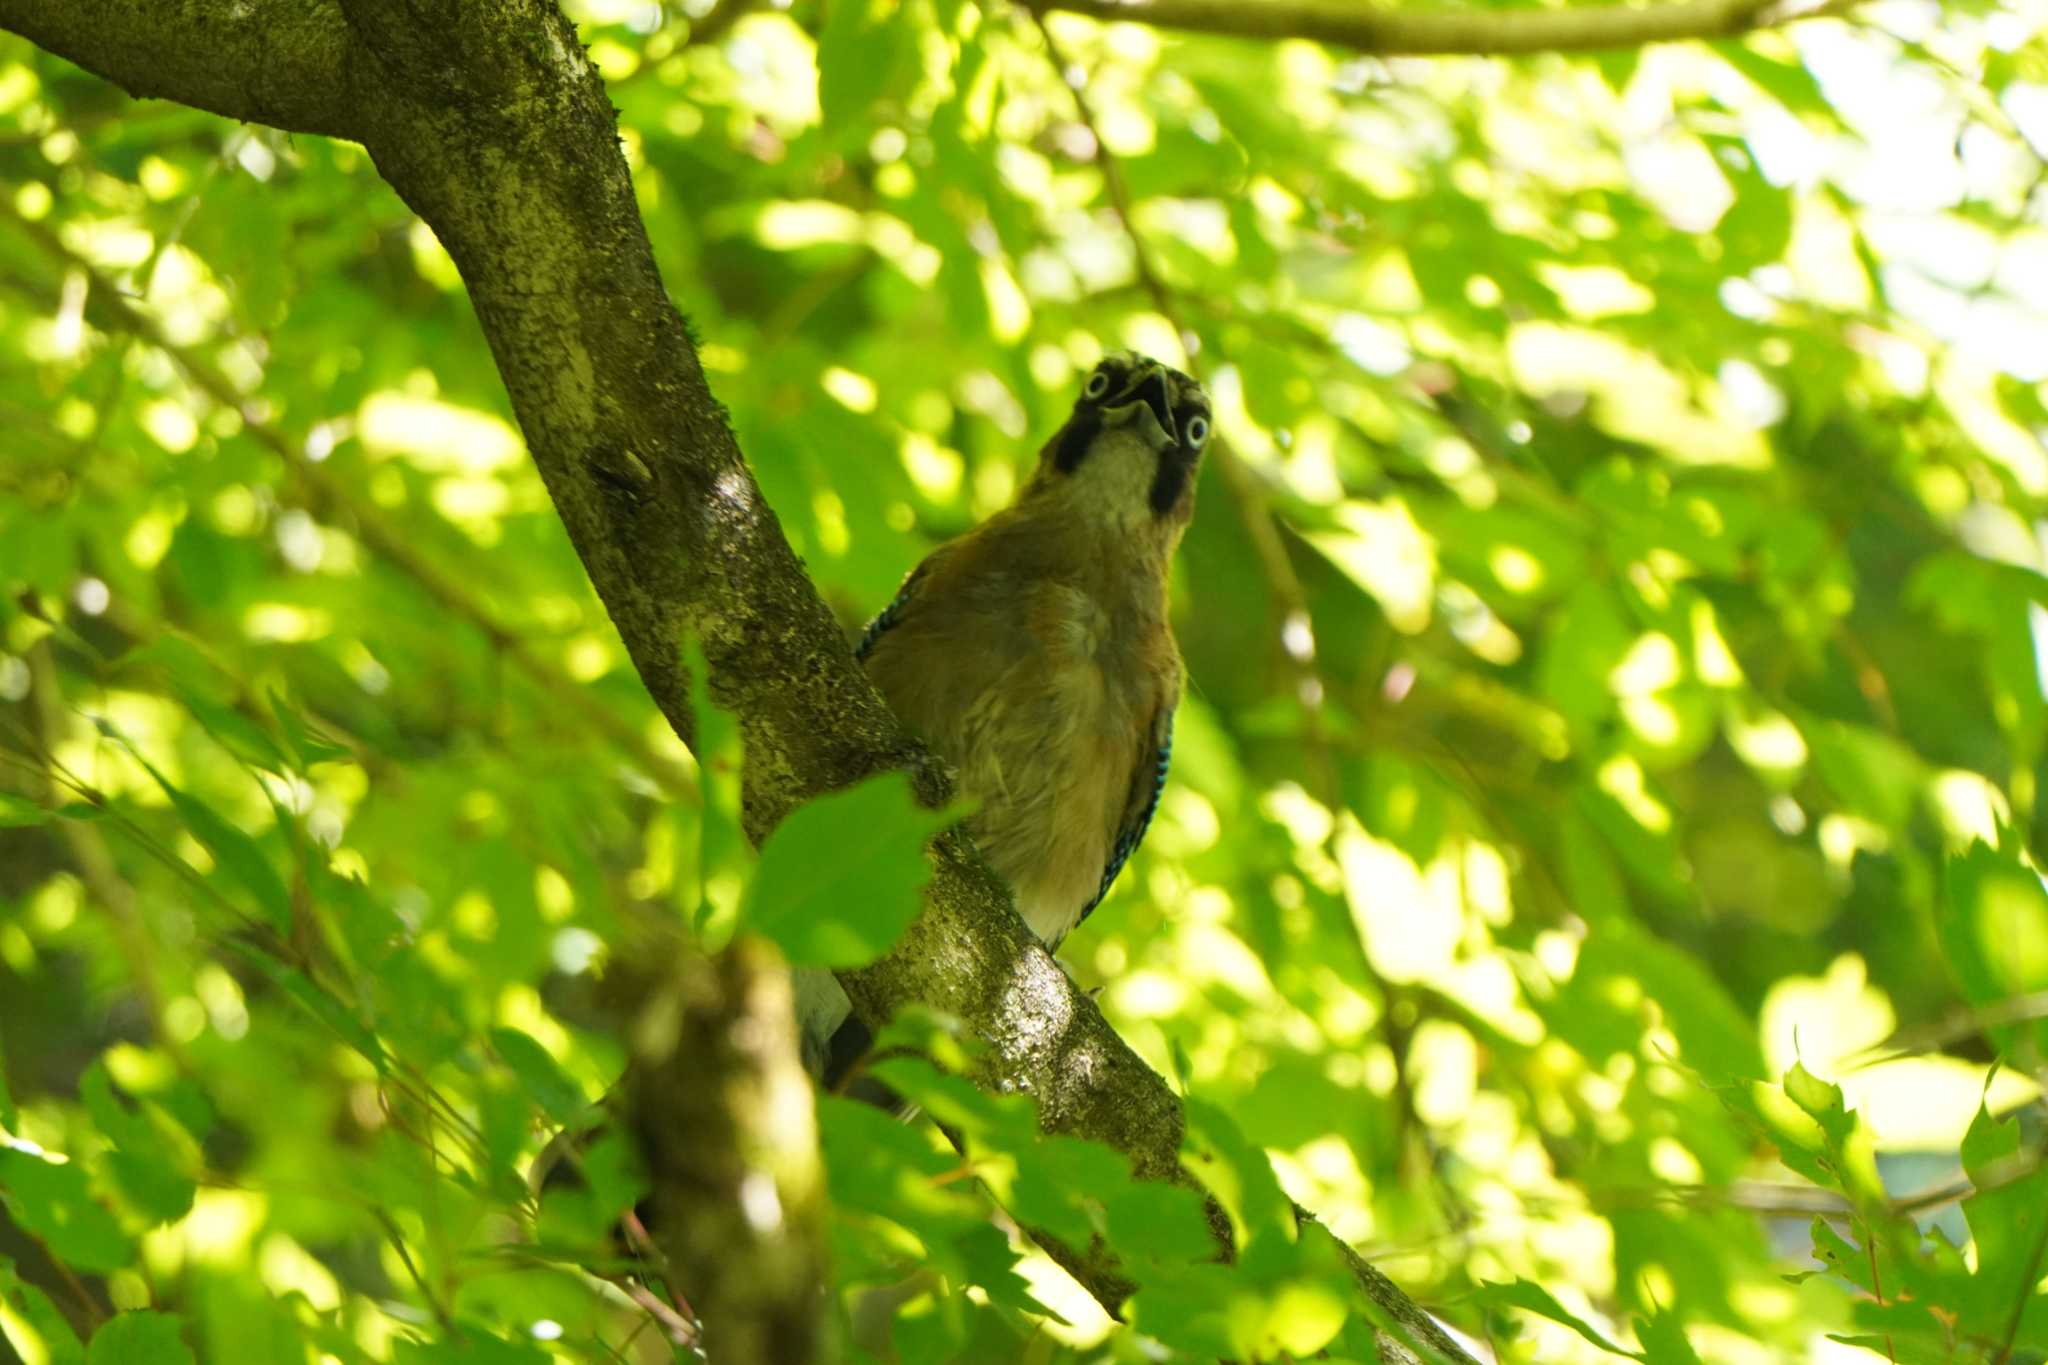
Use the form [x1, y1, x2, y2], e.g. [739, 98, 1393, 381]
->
[0, 0, 1867, 144]
[3, 3, 1475, 1358]
[612, 932, 827, 1364]
[0, 0, 362, 138]
[1036, 0, 1849, 56]
[313, 0, 912, 811]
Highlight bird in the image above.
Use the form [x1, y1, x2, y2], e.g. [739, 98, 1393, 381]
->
[797, 350, 1210, 1081]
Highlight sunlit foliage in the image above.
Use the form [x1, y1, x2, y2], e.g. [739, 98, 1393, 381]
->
[4, 0, 2048, 1360]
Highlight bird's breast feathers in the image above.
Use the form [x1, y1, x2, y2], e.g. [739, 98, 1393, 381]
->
[863, 545, 1176, 944]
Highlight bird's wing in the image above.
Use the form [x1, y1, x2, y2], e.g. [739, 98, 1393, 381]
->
[1076, 700, 1174, 931]
[854, 557, 937, 662]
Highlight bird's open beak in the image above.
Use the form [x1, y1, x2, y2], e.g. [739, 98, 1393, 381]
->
[1102, 366, 1177, 452]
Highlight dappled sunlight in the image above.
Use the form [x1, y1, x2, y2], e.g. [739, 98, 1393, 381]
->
[1014, 1248, 1118, 1347]
[1928, 768, 2011, 847]
[358, 391, 525, 474]
[1595, 754, 1672, 833]
[1506, 323, 1771, 467]
[1410, 1019, 1480, 1126]
[1537, 263, 1656, 320]
[1000, 939, 1076, 1056]
[7, 0, 2048, 1356]
[1760, 953, 1894, 1083]
[142, 245, 231, 347]
[726, 15, 822, 131]
[1940, 360, 2048, 494]
[1308, 499, 1438, 634]
[1726, 702, 1808, 777]
[241, 603, 333, 643]
[1105, 965, 1186, 1019]
[1846, 1057, 2040, 1149]
[257, 1232, 341, 1313]
[1340, 824, 1464, 981]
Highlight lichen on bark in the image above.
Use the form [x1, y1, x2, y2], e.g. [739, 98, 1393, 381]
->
[0, 4, 1479, 1358]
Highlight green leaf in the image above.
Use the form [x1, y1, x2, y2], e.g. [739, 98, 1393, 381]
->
[0, 791, 50, 827]
[817, 0, 918, 147]
[489, 1027, 585, 1123]
[102, 1151, 195, 1226]
[1807, 1217, 1877, 1295]
[0, 1149, 133, 1274]
[1101, 1181, 1217, 1267]
[1632, 1309, 1704, 1365]
[1943, 841, 2048, 1015]
[535, 1130, 649, 1248]
[1181, 1096, 1293, 1260]
[1002, 1135, 1133, 1248]
[182, 170, 294, 328]
[952, 1220, 1050, 1319]
[179, 691, 288, 773]
[269, 689, 352, 768]
[1826, 1301, 1966, 1358]
[165, 784, 292, 933]
[189, 1276, 308, 1365]
[741, 771, 958, 967]
[0, 1255, 86, 1365]
[239, 954, 385, 1070]
[1470, 1278, 1643, 1359]
[79, 1062, 151, 1150]
[87, 1311, 195, 1365]
[1539, 582, 1633, 741]
[1956, 1096, 2048, 1333]
[1576, 925, 1763, 1079]
[1808, 722, 1924, 829]
[391, 1327, 550, 1364]
[1781, 1062, 1856, 1151]
[81, 1063, 195, 1223]
[1716, 40, 1834, 118]
[119, 741, 292, 933]
[1720, 1065, 1881, 1204]
[870, 1054, 1036, 1144]
[1123, 1262, 1244, 1359]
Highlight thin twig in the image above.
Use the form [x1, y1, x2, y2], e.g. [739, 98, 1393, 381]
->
[1026, 0, 1869, 58]
[24, 641, 178, 1052]
[41, 1233, 108, 1330]
[1861, 1214, 1897, 1365]
[1858, 991, 2048, 1065]
[0, 712, 493, 1165]
[373, 1207, 455, 1333]
[682, 0, 756, 49]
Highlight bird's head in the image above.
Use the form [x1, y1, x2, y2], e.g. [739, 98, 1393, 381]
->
[1029, 352, 1210, 533]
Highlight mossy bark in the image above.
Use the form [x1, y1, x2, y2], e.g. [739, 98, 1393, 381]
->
[0, 4, 1478, 1359]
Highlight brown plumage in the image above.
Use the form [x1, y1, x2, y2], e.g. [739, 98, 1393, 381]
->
[799, 353, 1208, 1077]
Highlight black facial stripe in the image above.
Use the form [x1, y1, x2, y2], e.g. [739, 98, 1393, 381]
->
[1053, 408, 1101, 473]
[1149, 447, 1194, 514]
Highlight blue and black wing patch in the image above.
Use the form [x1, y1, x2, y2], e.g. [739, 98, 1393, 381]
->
[1077, 712, 1174, 926]
[855, 561, 931, 662]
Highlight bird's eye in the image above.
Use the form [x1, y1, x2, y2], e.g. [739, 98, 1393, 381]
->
[1084, 370, 1112, 399]
[1185, 414, 1209, 448]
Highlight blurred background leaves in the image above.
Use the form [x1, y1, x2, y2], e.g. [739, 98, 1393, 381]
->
[4, 0, 2048, 1359]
